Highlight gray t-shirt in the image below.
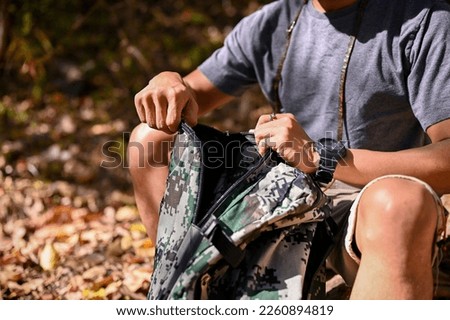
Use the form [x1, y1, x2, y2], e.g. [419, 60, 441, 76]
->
[199, 0, 450, 151]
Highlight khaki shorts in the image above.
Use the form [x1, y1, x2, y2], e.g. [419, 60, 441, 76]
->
[326, 174, 448, 286]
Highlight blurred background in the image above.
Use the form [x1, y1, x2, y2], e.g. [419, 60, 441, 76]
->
[1, 0, 449, 300]
[0, 0, 272, 299]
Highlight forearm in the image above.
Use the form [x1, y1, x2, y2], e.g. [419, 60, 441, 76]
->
[335, 139, 450, 195]
[183, 69, 235, 116]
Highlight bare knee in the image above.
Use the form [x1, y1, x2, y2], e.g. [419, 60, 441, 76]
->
[355, 177, 438, 253]
[127, 123, 174, 172]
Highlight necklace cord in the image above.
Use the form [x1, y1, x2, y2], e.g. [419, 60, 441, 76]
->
[272, 0, 307, 114]
[271, 0, 369, 143]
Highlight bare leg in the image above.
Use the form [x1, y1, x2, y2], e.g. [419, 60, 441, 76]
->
[351, 177, 438, 299]
[128, 123, 175, 242]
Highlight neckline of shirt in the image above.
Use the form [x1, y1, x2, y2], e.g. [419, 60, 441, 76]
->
[305, 0, 361, 20]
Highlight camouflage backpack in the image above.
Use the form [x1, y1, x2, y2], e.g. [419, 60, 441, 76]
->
[147, 122, 337, 300]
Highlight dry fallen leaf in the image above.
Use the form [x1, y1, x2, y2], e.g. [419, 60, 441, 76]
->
[115, 206, 139, 222]
[91, 275, 115, 291]
[120, 235, 133, 251]
[122, 266, 151, 293]
[82, 288, 106, 300]
[106, 237, 124, 257]
[104, 280, 122, 297]
[0, 265, 23, 285]
[21, 278, 45, 295]
[82, 266, 106, 280]
[39, 241, 59, 271]
[134, 239, 155, 258]
[129, 222, 146, 234]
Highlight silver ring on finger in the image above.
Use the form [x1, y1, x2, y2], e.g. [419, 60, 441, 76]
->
[269, 112, 276, 121]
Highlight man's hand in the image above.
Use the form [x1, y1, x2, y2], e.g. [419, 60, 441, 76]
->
[254, 113, 319, 174]
[134, 71, 199, 133]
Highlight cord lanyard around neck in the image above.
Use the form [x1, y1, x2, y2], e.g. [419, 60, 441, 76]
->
[272, 0, 369, 144]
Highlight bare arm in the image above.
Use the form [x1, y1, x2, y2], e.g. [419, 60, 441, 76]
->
[254, 113, 450, 195]
[335, 118, 450, 195]
[183, 69, 235, 116]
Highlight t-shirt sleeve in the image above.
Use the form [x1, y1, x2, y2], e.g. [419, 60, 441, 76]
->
[407, 0, 450, 131]
[199, 17, 257, 96]
[198, 2, 286, 97]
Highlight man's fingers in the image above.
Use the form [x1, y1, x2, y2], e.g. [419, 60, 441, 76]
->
[166, 88, 187, 133]
[135, 100, 146, 123]
[134, 93, 147, 123]
[256, 112, 297, 128]
[256, 113, 272, 127]
[255, 121, 277, 156]
[142, 97, 157, 128]
[166, 104, 182, 133]
[166, 96, 198, 133]
[183, 98, 199, 127]
[256, 112, 289, 126]
[254, 124, 278, 145]
[134, 73, 199, 132]
[154, 94, 168, 130]
[258, 141, 267, 155]
[257, 136, 275, 155]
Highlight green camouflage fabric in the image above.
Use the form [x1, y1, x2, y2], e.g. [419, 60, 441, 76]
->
[148, 123, 331, 300]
